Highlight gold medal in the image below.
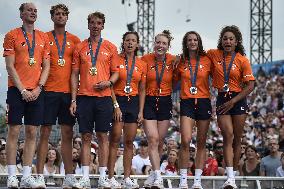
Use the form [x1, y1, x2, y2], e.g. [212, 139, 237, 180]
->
[57, 59, 65, 67]
[89, 67, 97, 76]
[29, 58, 36, 66]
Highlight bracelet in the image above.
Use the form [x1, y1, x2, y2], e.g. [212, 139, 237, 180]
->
[21, 89, 27, 95]
[109, 80, 113, 87]
[113, 102, 119, 108]
[71, 100, 76, 103]
[38, 84, 44, 90]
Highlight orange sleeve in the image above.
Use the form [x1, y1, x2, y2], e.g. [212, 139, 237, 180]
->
[241, 58, 255, 82]
[110, 45, 119, 73]
[73, 36, 81, 45]
[72, 44, 81, 70]
[42, 32, 50, 60]
[141, 60, 147, 84]
[3, 31, 16, 57]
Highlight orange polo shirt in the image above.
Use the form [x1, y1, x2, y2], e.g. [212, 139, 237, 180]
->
[72, 39, 119, 97]
[175, 55, 212, 99]
[113, 54, 147, 96]
[44, 31, 80, 93]
[142, 53, 176, 96]
[3, 27, 50, 89]
[207, 49, 255, 92]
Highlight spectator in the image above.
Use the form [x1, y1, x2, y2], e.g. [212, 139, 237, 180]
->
[279, 125, 284, 152]
[89, 148, 98, 174]
[239, 145, 260, 176]
[72, 136, 82, 151]
[131, 139, 151, 175]
[43, 148, 60, 175]
[276, 153, 284, 177]
[160, 149, 178, 176]
[203, 146, 218, 176]
[260, 138, 282, 176]
[0, 147, 7, 173]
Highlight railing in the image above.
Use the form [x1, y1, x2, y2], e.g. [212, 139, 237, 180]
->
[0, 174, 283, 189]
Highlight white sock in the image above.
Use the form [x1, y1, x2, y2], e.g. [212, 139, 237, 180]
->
[22, 166, 31, 178]
[194, 169, 203, 182]
[233, 171, 237, 177]
[8, 165, 17, 176]
[226, 167, 234, 179]
[154, 170, 161, 179]
[66, 174, 74, 178]
[82, 166, 89, 178]
[99, 167, 107, 178]
[180, 169, 187, 182]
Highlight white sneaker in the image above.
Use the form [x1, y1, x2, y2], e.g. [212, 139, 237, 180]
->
[20, 175, 40, 188]
[36, 175, 46, 188]
[73, 177, 91, 189]
[98, 177, 111, 188]
[144, 171, 155, 188]
[108, 177, 121, 188]
[121, 177, 139, 189]
[191, 179, 203, 189]
[179, 178, 188, 189]
[222, 178, 237, 189]
[7, 175, 19, 188]
[152, 177, 164, 189]
[62, 175, 78, 188]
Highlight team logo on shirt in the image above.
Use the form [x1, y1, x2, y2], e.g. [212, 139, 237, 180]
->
[232, 64, 237, 70]
[120, 65, 124, 69]
[150, 65, 155, 70]
[217, 60, 222, 65]
[67, 42, 70, 46]
[200, 64, 204, 69]
[21, 42, 26, 46]
[101, 52, 109, 56]
[49, 41, 54, 45]
[86, 51, 90, 56]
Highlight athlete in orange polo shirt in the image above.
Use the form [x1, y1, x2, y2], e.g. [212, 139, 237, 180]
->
[107, 31, 146, 188]
[3, 3, 50, 188]
[69, 12, 119, 189]
[207, 25, 255, 189]
[174, 31, 212, 189]
[35, 4, 80, 188]
[142, 30, 176, 189]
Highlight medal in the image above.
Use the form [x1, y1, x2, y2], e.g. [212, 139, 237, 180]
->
[29, 57, 36, 66]
[187, 55, 200, 95]
[190, 87, 198, 95]
[89, 67, 97, 76]
[222, 52, 236, 93]
[57, 59, 65, 66]
[88, 37, 103, 76]
[21, 27, 36, 66]
[223, 84, 229, 92]
[155, 57, 166, 96]
[124, 85, 133, 94]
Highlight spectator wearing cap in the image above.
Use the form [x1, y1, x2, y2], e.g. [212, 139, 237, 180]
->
[276, 153, 284, 177]
[260, 138, 282, 176]
[131, 140, 151, 175]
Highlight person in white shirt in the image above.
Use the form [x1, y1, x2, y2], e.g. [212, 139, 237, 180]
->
[131, 139, 151, 175]
[276, 153, 284, 177]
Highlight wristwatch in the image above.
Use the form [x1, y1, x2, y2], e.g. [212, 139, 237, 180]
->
[38, 84, 44, 90]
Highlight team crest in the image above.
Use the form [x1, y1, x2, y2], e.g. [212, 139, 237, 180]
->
[21, 42, 26, 46]
[120, 65, 124, 69]
[67, 42, 70, 46]
[49, 41, 54, 45]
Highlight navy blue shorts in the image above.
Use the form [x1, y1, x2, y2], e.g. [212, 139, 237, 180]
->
[180, 98, 212, 120]
[6, 87, 44, 126]
[43, 91, 75, 126]
[216, 92, 248, 115]
[143, 95, 172, 121]
[76, 96, 113, 133]
[116, 95, 139, 123]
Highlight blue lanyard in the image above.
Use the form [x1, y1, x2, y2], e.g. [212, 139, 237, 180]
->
[155, 56, 166, 90]
[88, 37, 103, 68]
[125, 55, 136, 86]
[52, 31, 67, 59]
[223, 52, 236, 84]
[187, 55, 200, 88]
[21, 27, 35, 58]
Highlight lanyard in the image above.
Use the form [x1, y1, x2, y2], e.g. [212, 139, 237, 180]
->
[88, 37, 103, 68]
[21, 27, 35, 58]
[52, 31, 67, 59]
[155, 57, 166, 90]
[188, 55, 200, 88]
[223, 52, 236, 85]
[125, 55, 136, 86]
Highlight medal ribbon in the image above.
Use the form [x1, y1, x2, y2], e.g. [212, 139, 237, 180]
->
[188, 55, 200, 89]
[125, 55, 136, 86]
[88, 37, 103, 68]
[223, 52, 236, 86]
[52, 30, 67, 59]
[155, 56, 167, 94]
[21, 26, 35, 59]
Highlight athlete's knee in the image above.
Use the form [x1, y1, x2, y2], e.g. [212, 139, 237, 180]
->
[25, 126, 37, 139]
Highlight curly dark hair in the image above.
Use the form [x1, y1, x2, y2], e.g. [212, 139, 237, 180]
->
[217, 25, 246, 56]
[50, 4, 69, 17]
[182, 31, 206, 61]
[121, 31, 140, 56]
[155, 30, 173, 47]
[88, 11, 105, 24]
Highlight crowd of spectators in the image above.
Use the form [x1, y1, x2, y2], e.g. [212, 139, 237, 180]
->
[0, 73, 283, 178]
